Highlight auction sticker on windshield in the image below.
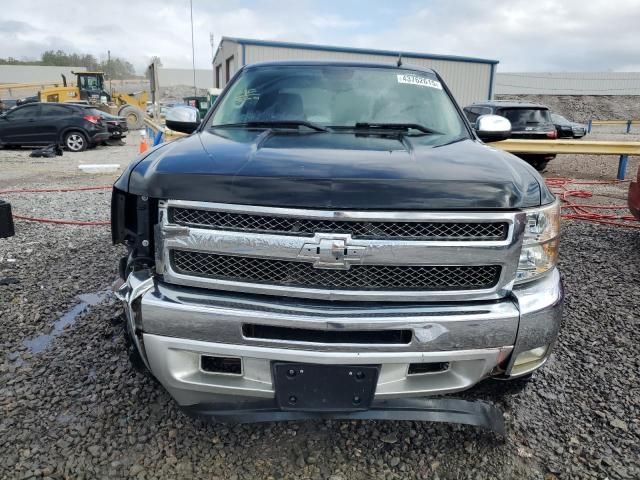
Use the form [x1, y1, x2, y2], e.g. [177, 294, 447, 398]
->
[397, 74, 442, 89]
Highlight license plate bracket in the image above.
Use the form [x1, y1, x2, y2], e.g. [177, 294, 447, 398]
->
[273, 363, 380, 412]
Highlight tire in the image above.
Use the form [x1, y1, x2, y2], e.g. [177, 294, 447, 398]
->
[489, 373, 534, 395]
[532, 160, 549, 172]
[64, 131, 88, 152]
[120, 311, 149, 374]
[522, 157, 549, 172]
[467, 373, 534, 399]
[118, 105, 144, 130]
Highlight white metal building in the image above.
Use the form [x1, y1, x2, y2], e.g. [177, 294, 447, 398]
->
[157, 68, 214, 91]
[212, 37, 499, 107]
[495, 72, 640, 95]
[0, 65, 86, 85]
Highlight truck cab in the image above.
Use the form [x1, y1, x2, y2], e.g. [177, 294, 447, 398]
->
[76, 72, 111, 103]
[111, 61, 563, 424]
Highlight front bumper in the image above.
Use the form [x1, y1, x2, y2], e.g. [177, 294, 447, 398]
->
[89, 131, 111, 144]
[118, 268, 563, 411]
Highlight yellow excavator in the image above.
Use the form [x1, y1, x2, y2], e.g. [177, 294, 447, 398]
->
[1, 71, 147, 129]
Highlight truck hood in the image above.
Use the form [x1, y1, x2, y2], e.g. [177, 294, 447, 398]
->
[118, 129, 551, 209]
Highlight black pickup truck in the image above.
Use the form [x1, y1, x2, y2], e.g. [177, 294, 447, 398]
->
[112, 62, 563, 427]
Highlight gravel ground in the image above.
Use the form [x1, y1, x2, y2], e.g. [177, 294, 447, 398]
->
[1, 135, 639, 479]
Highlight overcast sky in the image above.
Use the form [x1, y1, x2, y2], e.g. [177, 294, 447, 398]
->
[2, 0, 640, 74]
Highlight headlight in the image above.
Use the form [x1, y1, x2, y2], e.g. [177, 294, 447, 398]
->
[516, 200, 560, 284]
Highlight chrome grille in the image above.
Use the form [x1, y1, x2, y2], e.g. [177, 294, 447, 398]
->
[170, 207, 508, 241]
[171, 250, 501, 291]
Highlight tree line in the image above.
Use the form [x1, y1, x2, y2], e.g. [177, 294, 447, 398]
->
[0, 50, 137, 79]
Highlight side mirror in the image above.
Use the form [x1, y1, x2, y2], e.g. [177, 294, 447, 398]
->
[165, 105, 201, 134]
[475, 114, 511, 143]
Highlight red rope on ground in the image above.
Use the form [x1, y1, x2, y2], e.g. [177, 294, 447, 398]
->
[0, 185, 112, 226]
[11, 214, 110, 226]
[545, 177, 640, 229]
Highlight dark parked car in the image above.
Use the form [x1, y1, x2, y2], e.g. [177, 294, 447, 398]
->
[551, 113, 587, 138]
[98, 110, 128, 140]
[464, 101, 557, 171]
[0, 103, 110, 152]
[0, 99, 18, 113]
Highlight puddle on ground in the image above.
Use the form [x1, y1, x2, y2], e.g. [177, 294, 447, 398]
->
[22, 291, 111, 354]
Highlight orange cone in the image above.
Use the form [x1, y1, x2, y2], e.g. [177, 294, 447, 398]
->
[139, 130, 149, 153]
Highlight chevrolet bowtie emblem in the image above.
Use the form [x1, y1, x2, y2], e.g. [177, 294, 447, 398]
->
[298, 236, 367, 270]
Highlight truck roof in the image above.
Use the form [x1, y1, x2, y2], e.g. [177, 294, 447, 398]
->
[243, 60, 438, 75]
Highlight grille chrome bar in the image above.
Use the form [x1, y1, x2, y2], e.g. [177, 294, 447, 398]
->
[170, 207, 508, 241]
[157, 200, 526, 302]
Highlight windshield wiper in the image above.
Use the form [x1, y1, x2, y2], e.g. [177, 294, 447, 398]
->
[211, 120, 329, 132]
[352, 122, 442, 134]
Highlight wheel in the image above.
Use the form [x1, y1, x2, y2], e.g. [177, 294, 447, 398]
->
[118, 105, 144, 130]
[119, 311, 149, 374]
[64, 131, 88, 152]
[489, 373, 534, 395]
[523, 158, 549, 172]
[466, 373, 534, 399]
[532, 160, 549, 172]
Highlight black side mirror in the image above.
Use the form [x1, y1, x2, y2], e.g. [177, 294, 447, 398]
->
[165, 106, 201, 134]
[475, 114, 512, 143]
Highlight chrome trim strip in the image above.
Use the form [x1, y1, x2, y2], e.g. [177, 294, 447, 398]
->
[157, 200, 526, 302]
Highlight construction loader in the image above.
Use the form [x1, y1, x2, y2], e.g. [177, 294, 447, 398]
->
[0, 71, 147, 129]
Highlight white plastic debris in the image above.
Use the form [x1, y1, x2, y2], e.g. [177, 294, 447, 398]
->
[78, 164, 121, 173]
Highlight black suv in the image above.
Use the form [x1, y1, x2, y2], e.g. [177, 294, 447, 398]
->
[0, 102, 110, 152]
[464, 101, 557, 171]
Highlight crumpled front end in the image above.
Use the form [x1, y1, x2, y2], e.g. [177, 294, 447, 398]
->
[119, 268, 561, 396]
[114, 199, 563, 424]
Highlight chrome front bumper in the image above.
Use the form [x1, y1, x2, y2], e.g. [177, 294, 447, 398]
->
[118, 269, 563, 408]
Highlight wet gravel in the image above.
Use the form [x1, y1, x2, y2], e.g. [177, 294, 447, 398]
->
[1, 148, 639, 479]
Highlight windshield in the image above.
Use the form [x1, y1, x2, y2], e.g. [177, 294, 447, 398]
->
[497, 108, 551, 128]
[208, 65, 468, 141]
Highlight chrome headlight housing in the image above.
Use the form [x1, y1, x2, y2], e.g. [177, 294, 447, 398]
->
[516, 199, 560, 284]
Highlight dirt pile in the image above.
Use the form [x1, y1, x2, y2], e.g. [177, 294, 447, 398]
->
[160, 85, 210, 103]
[496, 94, 640, 122]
